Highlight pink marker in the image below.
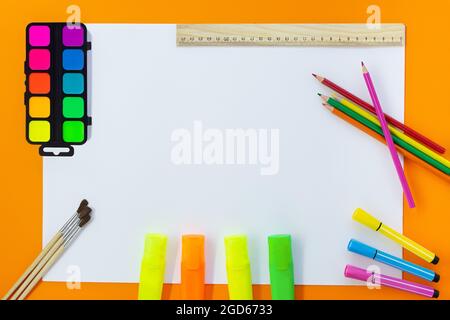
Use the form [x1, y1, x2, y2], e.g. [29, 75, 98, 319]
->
[344, 265, 439, 299]
[362, 62, 415, 208]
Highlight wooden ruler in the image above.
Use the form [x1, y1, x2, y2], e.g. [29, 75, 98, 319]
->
[176, 24, 405, 47]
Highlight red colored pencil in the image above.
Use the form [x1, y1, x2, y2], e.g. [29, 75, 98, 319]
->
[321, 102, 450, 182]
[313, 74, 446, 154]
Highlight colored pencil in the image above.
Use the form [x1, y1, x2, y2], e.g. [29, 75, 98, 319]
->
[361, 62, 415, 208]
[320, 96, 450, 180]
[321, 101, 450, 181]
[313, 74, 446, 154]
[336, 96, 450, 169]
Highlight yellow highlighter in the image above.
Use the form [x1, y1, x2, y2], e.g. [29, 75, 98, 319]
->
[338, 97, 450, 169]
[353, 208, 439, 264]
[224, 235, 253, 300]
[138, 234, 168, 300]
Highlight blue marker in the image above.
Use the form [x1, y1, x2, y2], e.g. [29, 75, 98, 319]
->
[347, 239, 439, 283]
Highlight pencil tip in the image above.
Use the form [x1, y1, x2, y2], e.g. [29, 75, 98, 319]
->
[318, 93, 328, 103]
[361, 62, 368, 73]
[312, 73, 325, 82]
[321, 102, 333, 112]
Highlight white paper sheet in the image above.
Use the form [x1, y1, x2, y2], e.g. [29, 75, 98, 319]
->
[43, 24, 404, 285]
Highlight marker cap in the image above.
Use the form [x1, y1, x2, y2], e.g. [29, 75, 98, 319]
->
[224, 235, 253, 300]
[268, 234, 293, 270]
[347, 239, 377, 259]
[353, 208, 382, 231]
[139, 233, 168, 300]
[182, 234, 205, 270]
[268, 234, 295, 300]
[142, 233, 168, 268]
[181, 234, 205, 300]
[344, 265, 371, 282]
[225, 235, 250, 269]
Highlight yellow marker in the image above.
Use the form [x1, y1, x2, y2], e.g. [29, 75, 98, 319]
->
[138, 234, 168, 300]
[224, 235, 253, 300]
[338, 97, 450, 169]
[353, 208, 439, 264]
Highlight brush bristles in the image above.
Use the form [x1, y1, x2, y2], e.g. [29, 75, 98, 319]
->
[2, 200, 92, 300]
[77, 199, 89, 213]
[60, 202, 92, 245]
[79, 214, 91, 228]
[78, 206, 92, 219]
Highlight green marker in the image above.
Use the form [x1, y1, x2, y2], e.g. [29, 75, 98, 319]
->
[268, 234, 295, 300]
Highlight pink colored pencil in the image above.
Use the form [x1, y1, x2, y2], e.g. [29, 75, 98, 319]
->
[361, 62, 415, 208]
[345, 265, 438, 298]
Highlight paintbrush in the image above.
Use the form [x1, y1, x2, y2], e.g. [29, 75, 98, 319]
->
[2, 200, 92, 300]
[16, 213, 92, 300]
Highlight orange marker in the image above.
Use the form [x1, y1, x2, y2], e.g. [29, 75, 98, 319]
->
[181, 235, 205, 300]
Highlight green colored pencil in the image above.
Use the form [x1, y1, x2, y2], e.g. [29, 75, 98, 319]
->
[321, 95, 450, 176]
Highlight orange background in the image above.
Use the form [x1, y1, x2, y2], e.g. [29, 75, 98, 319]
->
[1, 0, 449, 300]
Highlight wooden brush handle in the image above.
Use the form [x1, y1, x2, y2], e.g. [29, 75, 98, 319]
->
[10, 237, 64, 300]
[17, 244, 66, 300]
[1, 232, 62, 300]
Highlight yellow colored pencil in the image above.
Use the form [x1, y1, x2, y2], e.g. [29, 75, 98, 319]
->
[336, 96, 450, 169]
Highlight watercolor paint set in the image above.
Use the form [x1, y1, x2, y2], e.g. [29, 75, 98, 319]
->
[25, 22, 91, 156]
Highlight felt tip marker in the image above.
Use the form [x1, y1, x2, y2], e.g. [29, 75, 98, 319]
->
[345, 265, 439, 299]
[268, 234, 295, 300]
[181, 234, 205, 300]
[225, 235, 253, 300]
[348, 239, 439, 282]
[353, 208, 439, 264]
[138, 234, 167, 300]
